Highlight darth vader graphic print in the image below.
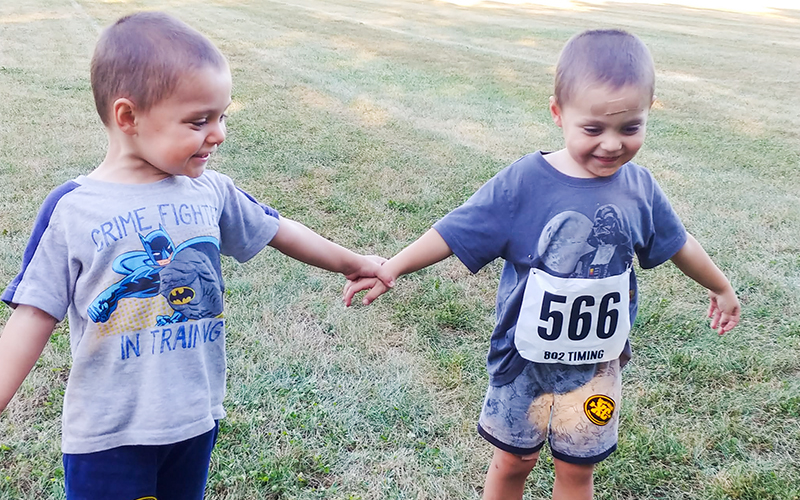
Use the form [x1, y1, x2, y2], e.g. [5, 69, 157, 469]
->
[515, 204, 634, 365]
[538, 204, 633, 279]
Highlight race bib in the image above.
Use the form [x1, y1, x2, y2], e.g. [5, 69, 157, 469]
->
[515, 267, 631, 364]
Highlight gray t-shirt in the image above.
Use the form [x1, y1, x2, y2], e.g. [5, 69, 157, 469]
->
[2, 170, 280, 454]
[433, 152, 687, 387]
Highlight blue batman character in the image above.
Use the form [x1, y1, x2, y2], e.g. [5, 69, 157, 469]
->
[88, 226, 223, 325]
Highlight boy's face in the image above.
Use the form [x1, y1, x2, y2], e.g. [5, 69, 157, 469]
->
[550, 83, 652, 178]
[133, 65, 232, 180]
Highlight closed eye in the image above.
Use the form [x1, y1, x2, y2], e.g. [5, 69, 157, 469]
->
[190, 110, 227, 129]
[623, 124, 642, 135]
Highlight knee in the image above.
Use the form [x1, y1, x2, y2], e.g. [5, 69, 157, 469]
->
[490, 448, 540, 479]
[553, 458, 594, 485]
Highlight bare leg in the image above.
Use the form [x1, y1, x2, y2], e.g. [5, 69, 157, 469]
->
[552, 458, 594, 500]
[483, 448, 539, 500]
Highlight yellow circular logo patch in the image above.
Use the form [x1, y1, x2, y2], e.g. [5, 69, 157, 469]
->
[584, 394, 615, 426]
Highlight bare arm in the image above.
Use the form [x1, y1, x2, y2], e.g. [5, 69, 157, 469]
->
[344, 228, 453, 306]
[670, 234, 740, 334]
[0, 305, 57, 413]
[381, 228, 453, 282]
[268, 217, 383, 281]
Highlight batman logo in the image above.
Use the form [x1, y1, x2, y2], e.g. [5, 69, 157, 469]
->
[169, 286, 196, 305]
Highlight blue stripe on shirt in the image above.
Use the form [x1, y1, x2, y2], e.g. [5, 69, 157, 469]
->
[2, 181, 81, 306]
[236, 187, 280, 219]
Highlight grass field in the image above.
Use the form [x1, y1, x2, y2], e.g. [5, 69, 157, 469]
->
[1, 0, 799, 498]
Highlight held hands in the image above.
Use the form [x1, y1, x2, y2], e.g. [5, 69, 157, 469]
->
[343, 261, 397, 307]
[343, 255, 396, 307]
[707, 286, 740, 335]
[343, 229, 453, 307]
[343, 277, 391, 307]
[344, 254, 388, 282]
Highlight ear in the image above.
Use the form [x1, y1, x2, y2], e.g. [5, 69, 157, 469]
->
[549, 96, 563, 128]
[112, 98, 138, 135]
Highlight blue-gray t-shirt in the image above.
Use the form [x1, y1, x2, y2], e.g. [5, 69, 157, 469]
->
[433, 152, 687, 387]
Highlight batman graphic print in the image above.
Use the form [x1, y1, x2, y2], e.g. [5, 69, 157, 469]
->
[1, 170, 283, 455]
[88, 225, 223, 325]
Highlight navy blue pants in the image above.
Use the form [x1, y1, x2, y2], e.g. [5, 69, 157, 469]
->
[63, 422, 219, 500]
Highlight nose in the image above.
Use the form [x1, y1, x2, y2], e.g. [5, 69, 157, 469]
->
[207, 120, 226, 145]
[600, 133, 622, 152]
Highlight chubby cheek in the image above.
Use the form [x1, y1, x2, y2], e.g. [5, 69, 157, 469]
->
[629, 127, 647, 147]
[575, 138, 599, 156]
[172, 137, 203, 158]
[624, 136, 646, 155]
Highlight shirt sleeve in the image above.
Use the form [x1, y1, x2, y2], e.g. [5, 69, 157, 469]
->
[2, 182, 80, 321]
[433, 166, 514, 274]
[636, 176, 687, 269]
[215, 174, 281, 263]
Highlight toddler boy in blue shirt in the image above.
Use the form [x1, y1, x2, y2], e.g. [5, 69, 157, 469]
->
[345, 29, 740, 500]
[0, 11, 387, 500]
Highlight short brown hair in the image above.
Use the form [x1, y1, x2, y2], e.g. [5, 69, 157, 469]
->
[91, 12, 227, 125]
[554, 29, 655, 106]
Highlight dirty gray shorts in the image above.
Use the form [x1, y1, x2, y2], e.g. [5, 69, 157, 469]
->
[477, 358, 621, 464]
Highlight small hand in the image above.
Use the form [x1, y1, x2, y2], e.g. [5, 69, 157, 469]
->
[343, 276, 392, 307]
[344, 254, 397, 290]
[707, 287, 740, 335]
[343, 255, 386, 281]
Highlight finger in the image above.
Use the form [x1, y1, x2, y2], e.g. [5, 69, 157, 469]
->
[343, 281, 356, 306]
[718, 315, 729, 335]
[717, 313, 730, 335]
[343, 278, 360, 293]
[343, 280, 376, 306]
[707, 296, 718, 318]
[719, 311, 740, 334]
[709, 306, 722, 331]
[362, 283, 388, 305]
[343, 286, 354, 307]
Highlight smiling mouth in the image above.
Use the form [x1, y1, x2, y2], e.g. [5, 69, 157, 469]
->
[594, 156, 620, 164]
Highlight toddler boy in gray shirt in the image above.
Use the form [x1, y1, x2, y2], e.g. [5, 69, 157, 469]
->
[0, 11, 386, 500]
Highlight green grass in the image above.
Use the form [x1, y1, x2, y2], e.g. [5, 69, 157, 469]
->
[1, 0, 799, 498]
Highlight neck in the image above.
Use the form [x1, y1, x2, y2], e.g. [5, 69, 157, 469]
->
[89, 131, 171, 184]
[543, 149, 595, 179]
